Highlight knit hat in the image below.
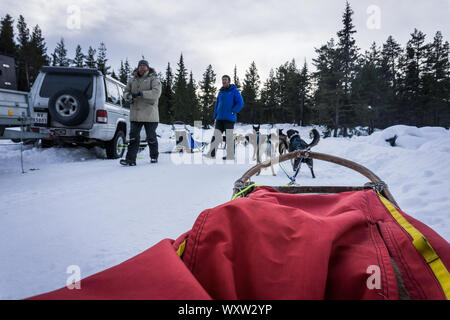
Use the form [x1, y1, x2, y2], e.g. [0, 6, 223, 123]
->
[138, 60, 149, 68]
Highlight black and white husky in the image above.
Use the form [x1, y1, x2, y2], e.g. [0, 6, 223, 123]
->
[285, 128, 320, 179]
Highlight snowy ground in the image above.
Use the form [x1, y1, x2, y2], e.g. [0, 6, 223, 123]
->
[0, 123, 449, 299]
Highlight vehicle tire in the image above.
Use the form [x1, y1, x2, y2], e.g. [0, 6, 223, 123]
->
[11, 138, 38, 145]
[24, 139, 39, 145]
[41, 139, 54, 148]
[106, 130, 125, 159]
[48, 89, 90, 126]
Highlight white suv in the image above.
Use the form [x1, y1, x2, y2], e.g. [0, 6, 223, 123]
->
[30, 66, 144, 158]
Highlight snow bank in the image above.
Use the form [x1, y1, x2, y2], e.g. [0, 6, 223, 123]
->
[363, 125, 450, 151]
[0, 123, 449, 299]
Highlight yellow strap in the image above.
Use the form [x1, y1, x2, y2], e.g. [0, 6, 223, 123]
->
[232, 184, 262, 200]
[176, 240, 186, 257]
[377, 192, 450, 299]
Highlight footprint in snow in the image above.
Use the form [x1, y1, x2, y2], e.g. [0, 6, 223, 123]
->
[423, 170, 434, 178]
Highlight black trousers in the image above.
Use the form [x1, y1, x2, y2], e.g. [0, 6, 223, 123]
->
[126, 121, 158, 161]
[209, 120, 235, 157]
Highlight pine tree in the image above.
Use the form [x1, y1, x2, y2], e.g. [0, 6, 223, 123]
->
[0, 14, 16, 56]
[313, 38, 343, 135]
[199, 64, 217, 124]
[124, 58, 131, 80]
[186, 71, 200, 124]
[260, 69, 279, 123]
[16, 15, 30, 50]
[423, 31, 450, 125]
[173, 53, 189, 121]
[85, 46, 96, 68]
[118, 60, 126, 84]
[399, 29, 428, 125]
[351, 42, 387, 132]
[96, 42, 110, 75]
[233, 65, 241, 90]
[274, 59, 303, 124]
[337, 1, 358, 93]
[28, 24, 48, 85]
[72, 44, 84, 67]
[380, 36, 403, 126]
[381, 36, 402, 89]
[299, 60, 312, 125]
[159, 62, 175, 123]
[336, 1, 359, 134]
[111, 69, 119, 80]
[52, 37, 70, 67]
[16, 15, 32, 90]
[51, 51, 57, 66]
[241, 61, 261, 123]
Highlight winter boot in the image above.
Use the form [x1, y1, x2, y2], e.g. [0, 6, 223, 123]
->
[120, 159, 136, 166]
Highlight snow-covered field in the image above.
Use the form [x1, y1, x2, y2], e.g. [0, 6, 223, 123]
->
[0, 123, 449, 299]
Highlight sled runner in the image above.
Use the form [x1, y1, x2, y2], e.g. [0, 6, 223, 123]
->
[29, 151, 450, 300]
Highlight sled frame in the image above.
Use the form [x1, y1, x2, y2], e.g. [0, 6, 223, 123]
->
[233, 150, 399, 207]
[170, 121, 208, 153]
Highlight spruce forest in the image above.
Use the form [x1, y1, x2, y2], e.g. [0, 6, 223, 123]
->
[1, 2, 449, 136]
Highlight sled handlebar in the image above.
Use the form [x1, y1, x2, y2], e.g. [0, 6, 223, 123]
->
[233, 150, 399, 207]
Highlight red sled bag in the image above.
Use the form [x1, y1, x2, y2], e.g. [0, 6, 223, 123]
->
[30, 187, 450, 300]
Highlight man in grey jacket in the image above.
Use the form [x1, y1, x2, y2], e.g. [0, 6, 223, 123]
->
[120, 60, 162, 166]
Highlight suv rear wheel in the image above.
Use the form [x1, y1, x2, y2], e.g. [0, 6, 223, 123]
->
[106, 130, 125, 159]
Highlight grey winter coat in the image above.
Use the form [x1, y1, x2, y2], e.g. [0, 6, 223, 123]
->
[124, 69, 162, 122]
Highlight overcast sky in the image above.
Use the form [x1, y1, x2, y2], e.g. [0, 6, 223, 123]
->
[1, 0, 449, 86]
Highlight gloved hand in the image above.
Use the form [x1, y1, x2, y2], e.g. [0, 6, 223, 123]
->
[131, 92, 142, 99]
[124, 93, 133, 102]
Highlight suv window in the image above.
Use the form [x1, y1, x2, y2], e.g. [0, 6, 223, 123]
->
[40, 73, 93, 98]
[118, 85, 130, 109]
[105, 79, 120, 106]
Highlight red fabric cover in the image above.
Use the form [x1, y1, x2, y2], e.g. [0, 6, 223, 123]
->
[29, 188, 450, 300]
[30, 238, 211, 300]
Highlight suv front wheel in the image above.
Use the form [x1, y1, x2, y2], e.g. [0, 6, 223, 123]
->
[105, 130, 126, 159]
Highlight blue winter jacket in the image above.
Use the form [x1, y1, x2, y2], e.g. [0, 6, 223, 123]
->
[214, 84, 244, 122]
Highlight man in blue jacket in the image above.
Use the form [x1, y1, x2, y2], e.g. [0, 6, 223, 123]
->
[205, 75, 244, 160]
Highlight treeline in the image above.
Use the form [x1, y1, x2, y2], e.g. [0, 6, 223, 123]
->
[0, 14, 117, 89]
[154, 2, 450, 131]
[311, 3, 450, 134]
[1, 2, 449, 133]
